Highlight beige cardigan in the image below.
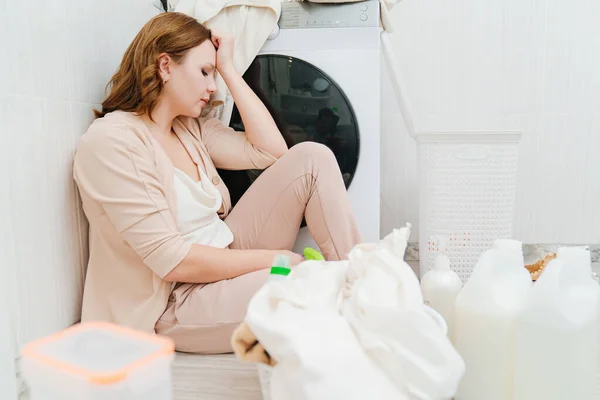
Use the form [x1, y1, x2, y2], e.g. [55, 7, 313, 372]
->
[73, 111, 276, 333]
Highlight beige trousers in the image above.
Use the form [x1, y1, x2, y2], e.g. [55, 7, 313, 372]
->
[155, 142, 362, 353]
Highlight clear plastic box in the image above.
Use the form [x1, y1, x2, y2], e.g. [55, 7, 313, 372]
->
[21, 322, 175, 400]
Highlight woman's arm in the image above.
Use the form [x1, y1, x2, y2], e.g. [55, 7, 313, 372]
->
[163, 247, 302, 283]
[74, 124, 300, 284]
[213, 34, 288, 159]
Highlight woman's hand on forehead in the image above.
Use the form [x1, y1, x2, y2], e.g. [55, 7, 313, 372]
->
[211, 30, 235, 73]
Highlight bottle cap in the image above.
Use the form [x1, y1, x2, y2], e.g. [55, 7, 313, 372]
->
[557, 246, 592, 275]
[434, 254, 451, 271]
[303, 247, 325, 261]
[269, 266, 291, 276]
[492, 239, 522, 251]
[270, 255, 291, 276]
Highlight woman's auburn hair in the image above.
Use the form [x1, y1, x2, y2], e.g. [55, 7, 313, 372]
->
[94, 12, 212, 119]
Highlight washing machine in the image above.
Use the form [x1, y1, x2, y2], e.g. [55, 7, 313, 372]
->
[223, 0, 381, 253]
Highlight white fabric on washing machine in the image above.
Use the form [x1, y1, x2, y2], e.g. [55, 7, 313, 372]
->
[173, 0, 281, 124]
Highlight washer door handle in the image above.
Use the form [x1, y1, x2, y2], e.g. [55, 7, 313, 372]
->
[454, 145, 490, 161]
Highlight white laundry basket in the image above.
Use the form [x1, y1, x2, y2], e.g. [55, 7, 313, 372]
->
[416, 131, 522, 281]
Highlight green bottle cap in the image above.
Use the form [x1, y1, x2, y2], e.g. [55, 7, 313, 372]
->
[270, 266, 291, 276]
[270, 255, 291, 276]
[303, 247, 325, 261]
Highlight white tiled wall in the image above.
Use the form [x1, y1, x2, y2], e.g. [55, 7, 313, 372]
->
[381, 0, 600, 245]
[0, 1, 158, 397]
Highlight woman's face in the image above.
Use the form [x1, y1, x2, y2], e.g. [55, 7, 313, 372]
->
[163, 40, 218, 117]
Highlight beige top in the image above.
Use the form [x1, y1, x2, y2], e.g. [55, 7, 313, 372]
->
[73, 111, 276, 333]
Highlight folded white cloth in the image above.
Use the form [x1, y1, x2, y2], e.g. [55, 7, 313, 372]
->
[245, 225, 465, 400]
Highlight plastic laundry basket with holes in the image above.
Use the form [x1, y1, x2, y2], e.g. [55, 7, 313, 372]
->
[416, 131, 522, 282]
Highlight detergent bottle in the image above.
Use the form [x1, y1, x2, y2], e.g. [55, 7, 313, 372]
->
[454, 245, 531, 400]
[513, 247, 599, 400]
[269, 254, 291, 282]
[258, 254, 293, 400]
[492, 239, 524, 262]
[420, 254, 463, 340]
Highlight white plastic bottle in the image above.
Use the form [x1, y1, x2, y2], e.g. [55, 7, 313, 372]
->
[258, 254, 291, 400]
[559, 246, 600, 399]
[558, 246, 600, 398]
[492, 239, 524, 263]
[269, 255, 291, 281]
[513, 247, 600, 400]
[421, 254, 463, 340]
[454, 246, 531, 400]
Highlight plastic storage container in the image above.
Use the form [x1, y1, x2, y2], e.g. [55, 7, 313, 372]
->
[514, 248, 600, 400]
[416, 131, 522, 281]
[21, 322, 175, 400]
[420, 254, 463, 340]
[454, 247, 531, 400]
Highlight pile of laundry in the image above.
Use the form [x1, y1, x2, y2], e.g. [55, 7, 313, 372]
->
[232, 225, 465, 400]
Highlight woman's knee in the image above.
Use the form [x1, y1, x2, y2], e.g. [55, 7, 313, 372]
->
[288, 142, 337, 166]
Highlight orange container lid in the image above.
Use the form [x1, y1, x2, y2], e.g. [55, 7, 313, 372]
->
[21, 322, 174, 385]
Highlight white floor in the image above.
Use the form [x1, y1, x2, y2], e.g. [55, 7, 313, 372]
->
[172, 353, 262, 400]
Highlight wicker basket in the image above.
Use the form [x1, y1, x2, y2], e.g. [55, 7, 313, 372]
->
[416, 131, 522, 281]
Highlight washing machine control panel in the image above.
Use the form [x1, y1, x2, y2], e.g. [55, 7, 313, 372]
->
[279, 0, 379, 29]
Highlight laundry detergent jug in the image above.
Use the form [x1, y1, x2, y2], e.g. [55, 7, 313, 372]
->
[454, 246, 531, 400]
[513, 247, 599, 400]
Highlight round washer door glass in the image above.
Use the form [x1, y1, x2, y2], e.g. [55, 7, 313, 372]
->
[225, 55, 360, 205]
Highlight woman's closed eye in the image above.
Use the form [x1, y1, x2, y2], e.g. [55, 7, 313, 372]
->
[202, 69, 209, 77]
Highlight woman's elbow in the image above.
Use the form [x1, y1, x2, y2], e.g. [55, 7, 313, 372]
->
[160, 246, 216, 283]
[162, 266, 183, 282]
[162, 256, 191, 282]
[271, 146, 288, 160]
[269, 139, 289, 160]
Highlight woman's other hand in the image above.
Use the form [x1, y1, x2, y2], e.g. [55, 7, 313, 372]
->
[211, 31, 235, 74]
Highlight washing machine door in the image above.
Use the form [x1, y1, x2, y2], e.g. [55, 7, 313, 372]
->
[223, 55, 360, 206]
